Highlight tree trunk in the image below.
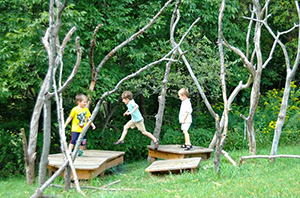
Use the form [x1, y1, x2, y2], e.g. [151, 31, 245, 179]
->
[271, 73, 294, 155]
[27, 93, 44, 184]
[243, 0, 263, 155]
[152, 52, 176, 139]
[214, 0, 227, 173]
[150, 0, 180, 146]
[38, 100, 52, 185]
[271, 2, 300, 155]
[27, 63, 53, 184]
[246, 68, 261, 155]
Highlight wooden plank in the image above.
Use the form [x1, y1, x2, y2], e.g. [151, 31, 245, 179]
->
[148, 145, 213, 160]
[145, 157, 202, 173]
[91, 156, 124, 179]
[48, 150, 125, 170]
[147, 145, 213, 154]
[47, 150, 125, 179]
[148, 149, 184, 160]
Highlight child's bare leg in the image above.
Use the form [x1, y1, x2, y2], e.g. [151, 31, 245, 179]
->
[183, 131, 191, 145]
[69, 143, 74, 151]
[79, 145, 83, 151]
[141, 131, 157, 142]
[119, 126, 129, 141]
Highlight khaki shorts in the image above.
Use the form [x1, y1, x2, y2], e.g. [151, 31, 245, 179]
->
[181, 122, 191, 132]
[125, 119, 146, 132]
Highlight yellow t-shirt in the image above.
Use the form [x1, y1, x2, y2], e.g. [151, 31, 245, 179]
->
[69, 106, 92, 132]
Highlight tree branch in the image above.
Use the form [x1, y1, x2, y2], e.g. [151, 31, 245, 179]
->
[239, 155, 300, 166]
[46, 36, 82, 99]
[94, 0, 174, 81]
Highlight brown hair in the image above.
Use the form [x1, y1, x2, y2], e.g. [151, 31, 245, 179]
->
[121, 91, 133, 100]
[76, 94, 87, 102]
[178, 88, 190, 97]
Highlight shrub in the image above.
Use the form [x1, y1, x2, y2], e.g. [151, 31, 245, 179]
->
[0, 128, 24, 178]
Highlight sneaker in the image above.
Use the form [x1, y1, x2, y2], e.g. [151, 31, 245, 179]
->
[184, 145, 193, 151]
[78, 150, 83, 157]
[180, 144, 187, 148]
[154, 139, 159, 150]
[114, 140, 124, 145]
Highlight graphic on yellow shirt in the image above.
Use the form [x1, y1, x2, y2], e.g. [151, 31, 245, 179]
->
[70, 106, 91, 132]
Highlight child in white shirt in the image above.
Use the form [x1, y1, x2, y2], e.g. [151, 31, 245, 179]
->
[178, 88, 193, 150]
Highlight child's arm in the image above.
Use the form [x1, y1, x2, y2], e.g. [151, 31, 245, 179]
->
[64, 116, 72, 128]
[123, 110, 129, 116]
[91, 122, 96, 130]
[128, 105, 139, 115]
[87, 117, 96, 130]
[182, 112, 190, 124]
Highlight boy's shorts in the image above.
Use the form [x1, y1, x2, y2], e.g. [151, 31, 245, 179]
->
[70, 132, 87, 146]
[181, 122, 191, 132]
[125, 119, 146, 132]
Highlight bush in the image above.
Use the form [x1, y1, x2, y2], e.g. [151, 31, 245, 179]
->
[255, 81, 300, 147]
[0, 128, 24, 178]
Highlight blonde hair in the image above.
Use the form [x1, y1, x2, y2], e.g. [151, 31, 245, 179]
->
[76, 94, 87, 102]
[121, 91, 133, 100]
[178, 88, 190, 97]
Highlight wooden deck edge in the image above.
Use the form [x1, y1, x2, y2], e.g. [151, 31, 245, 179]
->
[47, 153, 125, 179]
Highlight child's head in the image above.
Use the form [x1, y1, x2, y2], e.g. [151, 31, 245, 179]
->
[121, 91, 133, 105]
[178, 88, 189, 101]
[76, 94, 88, 108]
[121, 91, 133, 100]
[178, 88, 190, 97]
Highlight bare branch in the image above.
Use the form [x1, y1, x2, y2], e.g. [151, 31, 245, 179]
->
[239, 155, 300, 166]
[89, 24, 103, 77]
[228, 75, 253, 110]
[60, 27, 76, 56]
[223, 39, 255, 75]
[21, 128, 29, 165]
[291, 1, 300, 75]
[222, 150, 237, 166]
[244, 15, 300, 69]
[94, 0, 174, 81]
[46, 37, 82, 99]
[42, 28, 50, 56]
[246, 11, 254, 59]
[260, 0, 270, 20]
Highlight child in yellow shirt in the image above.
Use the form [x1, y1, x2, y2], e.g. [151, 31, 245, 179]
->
[65, 94, 96, 156]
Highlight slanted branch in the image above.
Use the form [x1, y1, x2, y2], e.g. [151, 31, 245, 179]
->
[239, 155, 300, 166]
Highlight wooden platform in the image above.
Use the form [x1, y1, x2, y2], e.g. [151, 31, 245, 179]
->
[147, 144, 213, 161]
[145, 157, 202, 174]
[47, 150, 125, 179]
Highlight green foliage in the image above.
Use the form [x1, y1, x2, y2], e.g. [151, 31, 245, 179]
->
[0, 128, 24, 177]
[219, 81, 300, 150]
[255, 81, 300, 146]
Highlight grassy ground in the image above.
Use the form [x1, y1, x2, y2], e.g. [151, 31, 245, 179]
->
[1, 145, 299, 198]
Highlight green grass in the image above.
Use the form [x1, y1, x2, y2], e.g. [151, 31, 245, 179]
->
[1, 145, 300, 198]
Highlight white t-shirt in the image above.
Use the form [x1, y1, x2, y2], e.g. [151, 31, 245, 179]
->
[179, 98, 193, 123]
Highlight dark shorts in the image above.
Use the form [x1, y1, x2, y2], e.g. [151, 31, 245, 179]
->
[70, 132, 87, 146]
